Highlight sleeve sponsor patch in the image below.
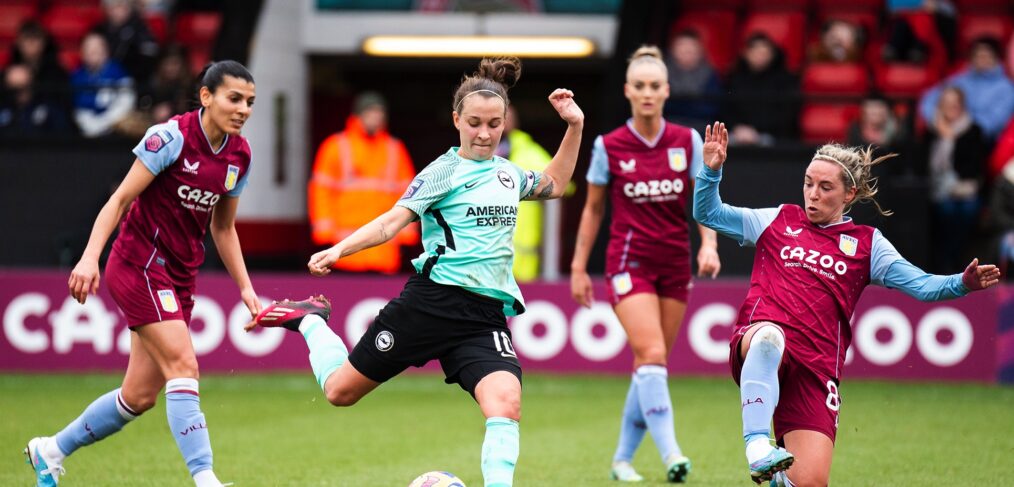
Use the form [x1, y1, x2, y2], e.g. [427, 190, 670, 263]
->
[144, 129, 174, 153]
[401, 178, 425, 199]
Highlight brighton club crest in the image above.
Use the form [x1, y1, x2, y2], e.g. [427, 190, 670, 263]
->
[839, 234, 858, 257]
[225, 165, 240, 191]
[668, 148, 687, 172]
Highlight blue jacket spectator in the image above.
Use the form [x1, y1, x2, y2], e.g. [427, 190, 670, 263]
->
[664, 30, 721, 127]
[71, 31, 136, 137]
[920, 37, 1014, 138]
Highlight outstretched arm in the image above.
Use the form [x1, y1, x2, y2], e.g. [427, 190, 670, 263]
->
[210, 196, 261, 317]
[524, 89, 584, 200]
[307, 206, 416, 276]
[873, 231, 1001, 300]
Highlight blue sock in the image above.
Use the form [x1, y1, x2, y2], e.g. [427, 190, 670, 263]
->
[740, 327, 784, 447]
[298, 315, 348, 391]
[613, 376, 646, 463]
[165, 378, 213, 476]
[633, 365, 682, 462]
[54, 388, 138, 456]
[481, 417, 519, 487]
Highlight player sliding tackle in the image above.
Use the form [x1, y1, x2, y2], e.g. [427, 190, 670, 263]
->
[692, 121, 1000, 486]
[247, 57, 584, 487]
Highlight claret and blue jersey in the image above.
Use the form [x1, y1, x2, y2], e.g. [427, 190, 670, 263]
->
[397, 148, 540, 316]
[110, 109, 252, 283]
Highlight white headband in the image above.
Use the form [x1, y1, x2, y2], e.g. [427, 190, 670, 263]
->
[813, 155, 857, 189]
[455, 89, 506, 112]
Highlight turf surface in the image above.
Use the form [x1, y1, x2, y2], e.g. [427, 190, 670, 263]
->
[2, 373, 1011, 486]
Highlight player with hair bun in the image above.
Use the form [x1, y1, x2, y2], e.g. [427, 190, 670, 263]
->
[247, 57, 584, 487]
[571, 45, 720, 483]
[26, 60, 260, 487]
[694, 123, 1000, 486]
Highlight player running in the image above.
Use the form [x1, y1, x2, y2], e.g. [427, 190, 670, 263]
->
[246, 57, 583, 487]
[693, 122, 1001, 486]
[26, 61, 260, 487]
[570, 45, 720, 483]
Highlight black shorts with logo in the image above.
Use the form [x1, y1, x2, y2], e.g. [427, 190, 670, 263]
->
[348, 273, 522, 395]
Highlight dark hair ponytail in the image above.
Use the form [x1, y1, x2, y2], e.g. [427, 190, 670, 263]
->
[196, 60, 254, 96]
[452, 57, 521, 113]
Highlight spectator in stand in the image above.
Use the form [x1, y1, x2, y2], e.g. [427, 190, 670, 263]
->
[71, 31, 136, 138]
[0, 64, 72, 137]
[722, 33, 799, 146]
[847, 95, 912, 174]
[809, 19, 864, 64]
[8, 20, 72, 111]
[919, 37, 1014, 139]
[663, 30, 721, 128]
[138, 44, 193, 123]
[95, 0, 160, 86]
[926, 86, 989, 272]
[883, 0, 957, 63]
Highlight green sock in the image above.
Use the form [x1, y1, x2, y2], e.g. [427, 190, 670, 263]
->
[482, 417, 519, 487]
[298, 315, 348, 391]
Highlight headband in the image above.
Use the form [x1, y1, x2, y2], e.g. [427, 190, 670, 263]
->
[813, 155, 857, 189]
[455, 89, 506, 112]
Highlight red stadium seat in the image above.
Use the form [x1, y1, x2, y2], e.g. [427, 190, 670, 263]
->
[58, 46, 80, 71]
[874, 63, 939, 98]
[741, 12, 807, 71]
[175, 12, 222, 46]
[958, 15, 1013, 54]
[188, 47, 212, 75]
[0, 46, 10, 69]
[813, 0, 882, 13]
[145, 13, 168, 44]
[802, 63, 870, 96]
[671, 10, 739, 73]
[0, 4, 38, 42]
[955, 0, 1014, 13]
[43, 6, 103, 46]
[748, 0, 811, 11]
[800, 102, 860, 143]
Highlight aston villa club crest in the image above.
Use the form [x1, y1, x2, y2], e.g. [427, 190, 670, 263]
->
[157, 290, 178, 313]
[839, 234, 858, 257]
[668, 148, 687, 172]
[224, 165, 240, 191]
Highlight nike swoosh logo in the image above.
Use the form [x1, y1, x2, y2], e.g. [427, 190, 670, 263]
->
[464, 181, 479, 189]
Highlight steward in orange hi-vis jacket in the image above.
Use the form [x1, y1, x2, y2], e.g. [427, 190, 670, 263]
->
[308, 92, 418, 273]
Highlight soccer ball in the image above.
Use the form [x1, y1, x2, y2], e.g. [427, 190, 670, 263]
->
[408, 471, 466, 487]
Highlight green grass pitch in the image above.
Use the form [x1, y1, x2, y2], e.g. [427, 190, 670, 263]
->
[2, 373, 1011, 486]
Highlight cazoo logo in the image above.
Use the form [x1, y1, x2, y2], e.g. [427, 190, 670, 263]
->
[780, 245, 848, 276]
[177, 185, 220, 207]
[623, 178, 685, 199]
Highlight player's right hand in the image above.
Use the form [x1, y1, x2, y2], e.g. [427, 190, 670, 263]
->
[703, 121, 728, 170]
[68, 258, 100, 304]
[570, 270, 594, 308]
[307, 247, 339, 276]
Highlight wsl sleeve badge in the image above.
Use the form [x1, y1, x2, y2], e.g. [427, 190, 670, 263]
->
[145, 129, 174, 153]
[225, 165, 240, 191]
[401, 178, 425, 199]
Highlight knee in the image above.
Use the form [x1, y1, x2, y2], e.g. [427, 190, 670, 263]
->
[788, 472, 828, 487]
[633, 345, 667, 367]
[483, 389, 522, 421]
[325, 386, 361, 407]
[120, 388, 158, 414]
[750, 326, 785, 353]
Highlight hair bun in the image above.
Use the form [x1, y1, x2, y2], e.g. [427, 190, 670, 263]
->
[629, 45, 663, 62]
[476, 57, 522, 89]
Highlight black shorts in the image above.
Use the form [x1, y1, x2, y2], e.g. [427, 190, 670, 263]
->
[348, 273, 522, 395]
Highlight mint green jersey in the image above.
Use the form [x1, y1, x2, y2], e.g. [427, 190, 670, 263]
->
[396, 147, 542, 316]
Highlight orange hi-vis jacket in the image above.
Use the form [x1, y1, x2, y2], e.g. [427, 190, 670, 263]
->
[308, 115, 419, 273]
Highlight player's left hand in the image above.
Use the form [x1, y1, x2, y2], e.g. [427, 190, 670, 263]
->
[240, 287, 262, 318]
[962, 258, 1001, 291]
[697, 246, 721, 279]
[548, 89, 584, 126]
[308, 247, 340, 276]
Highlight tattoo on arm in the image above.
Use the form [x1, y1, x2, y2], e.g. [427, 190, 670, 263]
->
[378, 221, 390, 242]
[537, 181, 555, 199]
